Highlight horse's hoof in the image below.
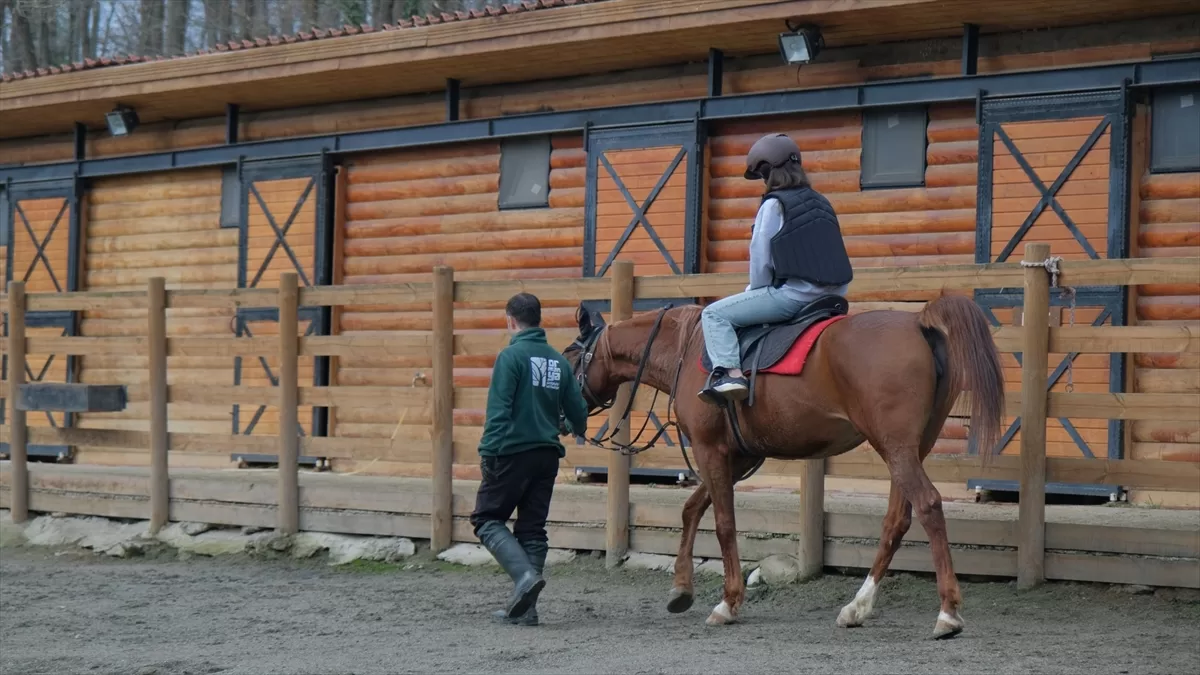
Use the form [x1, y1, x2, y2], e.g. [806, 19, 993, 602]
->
[836, 603, 865, 628]
[667, 587, 694, 614]
[932, 611, 965, 640]
[705, 601, 736, 626]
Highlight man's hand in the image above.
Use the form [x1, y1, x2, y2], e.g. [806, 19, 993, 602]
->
[558, 415, 574, 437]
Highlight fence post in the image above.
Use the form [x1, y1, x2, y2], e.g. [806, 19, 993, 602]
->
[431, 265, 455, 553]
[797, 458, 825, 579]
[6, 281, 28, 523]
[1018, 242, 1051, 589]
[606, 260, 634, 568]
[147, 277, 169, 534]
[277, 272, 300, 535]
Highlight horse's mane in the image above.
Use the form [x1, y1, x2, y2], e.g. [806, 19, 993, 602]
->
[654, 304, 704, 376]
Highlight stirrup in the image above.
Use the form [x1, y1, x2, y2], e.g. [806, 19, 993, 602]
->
[699, 369, 748, 404]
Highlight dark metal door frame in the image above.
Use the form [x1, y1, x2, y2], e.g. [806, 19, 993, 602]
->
[577, 121, 703, 476]
[582, 120, 705, 313]
[231, 156, 336, 444]
[1, 178, 84, 460]
[971, 89, 1132, 499]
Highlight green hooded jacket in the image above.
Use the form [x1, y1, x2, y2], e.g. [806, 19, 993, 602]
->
[477, 327, 590, 458]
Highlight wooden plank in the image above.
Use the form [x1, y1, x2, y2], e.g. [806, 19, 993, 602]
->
[147, 277, 168, 533]
[1045, 552, 1200, 589]
[1018, 243, 1052, 589]
[1045, 522, 1200, 559]
[630, 527, 794, 562]
[825, 512, 1019, 548]
[7, 281, 28, 523]
[163, 385, 434, 408]
[608, 260, 634, 568]
[27, 490, 149, 520]
[992, 325, 1200, 354]
[455, 276, 610, 303]
[825, 541, 1018, 577]
[823, 451, 1200, 492]
[13, 257, 1199, 314]
[1046, 392, 1200, 421]
[277, 273, 300, 536]
[170, 500, 276, 529]
[431, 266, 455, 553]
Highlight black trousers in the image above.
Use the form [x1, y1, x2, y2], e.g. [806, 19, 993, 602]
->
[469, 447, 560, 543]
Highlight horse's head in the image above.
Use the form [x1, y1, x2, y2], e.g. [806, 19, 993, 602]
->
[563, 303, 619, 413]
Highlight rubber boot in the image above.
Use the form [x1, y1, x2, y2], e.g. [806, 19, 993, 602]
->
[492, 539, 547, 626]
[476, 521, 545, 619]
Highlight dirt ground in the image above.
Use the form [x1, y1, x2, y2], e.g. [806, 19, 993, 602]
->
[2, 546, 1199, 675]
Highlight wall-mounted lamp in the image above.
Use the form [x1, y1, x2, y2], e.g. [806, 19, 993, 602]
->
[778, 22, 824, 65]
[105, 106, 139, 137]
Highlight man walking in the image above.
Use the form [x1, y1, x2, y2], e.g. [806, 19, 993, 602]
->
[470, 292, 589, 626]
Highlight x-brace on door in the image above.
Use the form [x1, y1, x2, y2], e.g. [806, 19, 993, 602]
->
[230, 157, 335, 450]
[1, 178, 83, 461]
[971, 89, 1132, 498]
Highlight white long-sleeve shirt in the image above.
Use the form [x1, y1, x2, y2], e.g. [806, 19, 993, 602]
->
[746, 198, 844, 301]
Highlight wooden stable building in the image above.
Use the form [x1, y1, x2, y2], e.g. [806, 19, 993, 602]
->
[1, 0, 1198, 505]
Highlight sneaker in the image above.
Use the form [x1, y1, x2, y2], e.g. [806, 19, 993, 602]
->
[698, 370, 749, 404]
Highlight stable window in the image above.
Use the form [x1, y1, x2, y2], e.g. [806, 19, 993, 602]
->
[1150, 86, 1200, 173]
[861, 107, 927, 189]
[220, 165, 240, 228]
[499, 136, 552, 209]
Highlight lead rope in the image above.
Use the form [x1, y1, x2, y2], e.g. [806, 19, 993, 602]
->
[1020, 256, 1076, 392]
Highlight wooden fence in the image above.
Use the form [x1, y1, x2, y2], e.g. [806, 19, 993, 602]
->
[2, 243, 1199, 589]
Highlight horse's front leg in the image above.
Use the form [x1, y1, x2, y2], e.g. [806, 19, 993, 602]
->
[668, 483, 711, 613]
[701, 451, 743, 626]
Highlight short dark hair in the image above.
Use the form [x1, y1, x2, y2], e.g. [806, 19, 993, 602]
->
[505, 293, 541, 328]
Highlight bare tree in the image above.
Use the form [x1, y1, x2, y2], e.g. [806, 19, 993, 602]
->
[165, 0, 188, 55]
[138, 0, 163, 55]
[8, 0, 35, 71]
[0, 0, 522, 74]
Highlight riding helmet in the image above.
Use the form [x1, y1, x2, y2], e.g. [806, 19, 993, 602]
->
[744, 133, 802, 180]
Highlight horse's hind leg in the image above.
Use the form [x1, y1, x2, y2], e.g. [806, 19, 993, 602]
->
[890, 449, 964, 639]
[836, 481, 912, 628]
[668, 483, 711, 613]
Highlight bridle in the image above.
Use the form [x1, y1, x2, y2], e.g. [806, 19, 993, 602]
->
[565, 306, 686, 456]
[565, 306, 765, 484]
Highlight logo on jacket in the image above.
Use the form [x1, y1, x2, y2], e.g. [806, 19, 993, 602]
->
[530, 357, 561, 390]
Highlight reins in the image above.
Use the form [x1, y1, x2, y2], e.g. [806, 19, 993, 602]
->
[572, 306, 685, 456]
[569, 305, 764, 484]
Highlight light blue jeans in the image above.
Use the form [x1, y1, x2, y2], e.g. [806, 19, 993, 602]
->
[701, 285, 842, 371]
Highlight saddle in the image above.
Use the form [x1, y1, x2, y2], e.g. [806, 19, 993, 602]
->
[700, 294, 849, 402]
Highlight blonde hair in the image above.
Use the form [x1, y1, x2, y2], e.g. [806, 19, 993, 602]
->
[764, 162, 810, 192]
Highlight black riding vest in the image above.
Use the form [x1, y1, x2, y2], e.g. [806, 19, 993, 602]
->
[762, 186, 854, 288]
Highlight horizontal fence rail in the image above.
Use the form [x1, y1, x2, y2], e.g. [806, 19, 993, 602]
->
[2, 247, 1199, 588]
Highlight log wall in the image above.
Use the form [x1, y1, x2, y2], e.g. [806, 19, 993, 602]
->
[1132, 167, 1200, 503]
[2, 20, 1196, 167]
[75, 169, 238, 468]
[328, 136, 610, 476]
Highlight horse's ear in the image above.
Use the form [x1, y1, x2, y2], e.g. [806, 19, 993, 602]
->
[591, 310, 607, 329]
[576, 303, 592, 334]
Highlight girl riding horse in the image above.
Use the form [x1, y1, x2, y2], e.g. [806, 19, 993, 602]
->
[699, 133, 853, 403]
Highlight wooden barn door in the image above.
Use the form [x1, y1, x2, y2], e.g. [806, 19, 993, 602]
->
[1, 179, 82, 461]
[973, 90, 1131, 498]
[581, 122, 703, 477]
[232, 158, 334, 463]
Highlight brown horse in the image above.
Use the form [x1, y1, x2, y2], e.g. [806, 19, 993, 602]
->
[563, 294, 1004, 638]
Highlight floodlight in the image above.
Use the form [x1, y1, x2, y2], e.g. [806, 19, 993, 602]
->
[778, 24, 823, 65]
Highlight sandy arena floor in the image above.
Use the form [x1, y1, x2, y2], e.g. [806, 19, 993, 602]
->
[2, 545, 1199, 675]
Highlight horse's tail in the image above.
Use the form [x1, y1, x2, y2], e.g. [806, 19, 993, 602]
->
[918, 295, 1005, 464]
